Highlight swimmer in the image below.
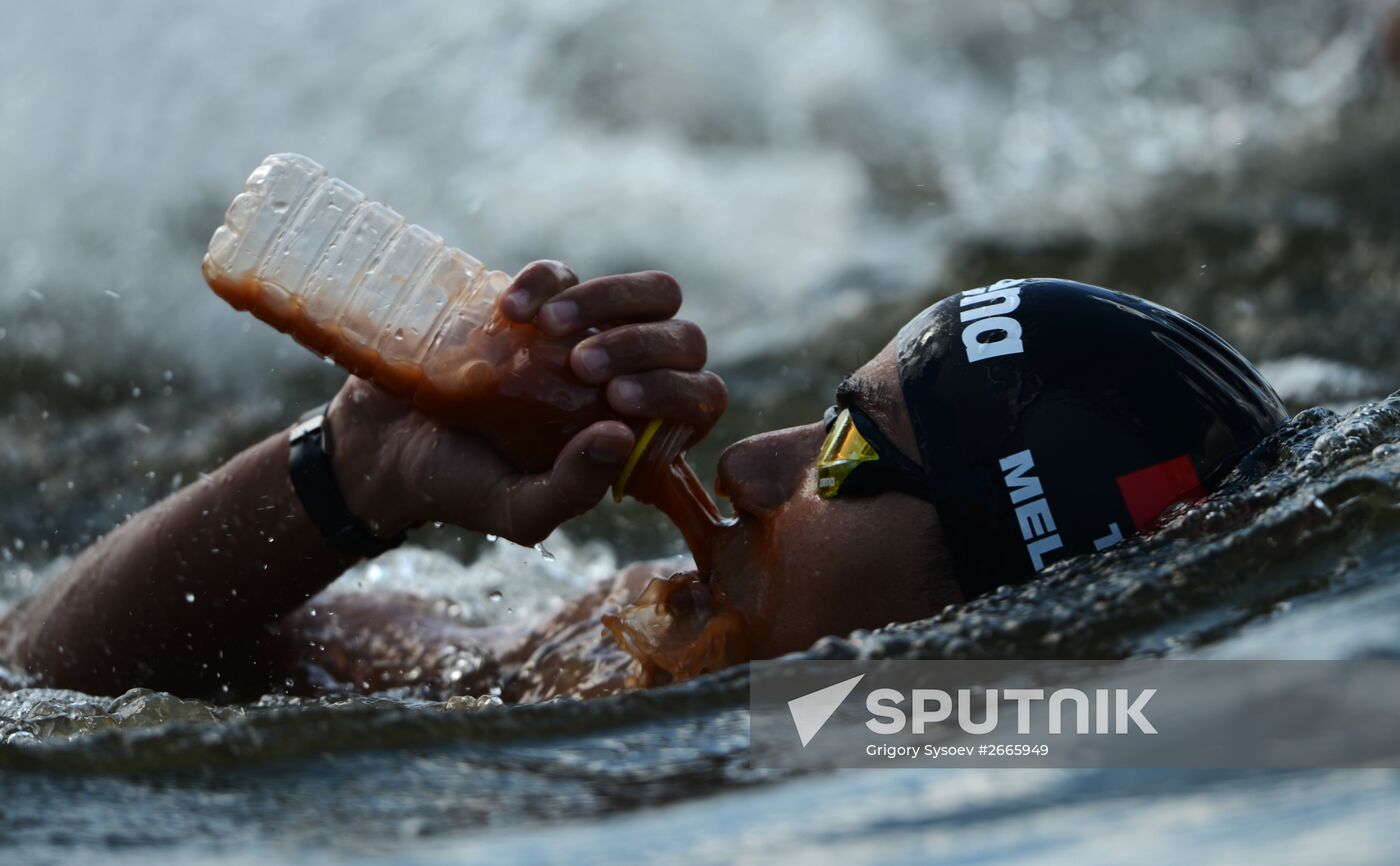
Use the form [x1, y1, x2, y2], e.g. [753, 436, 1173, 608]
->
[0, 269, 1287, 702]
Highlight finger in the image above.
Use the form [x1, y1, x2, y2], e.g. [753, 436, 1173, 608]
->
[500, 260, 579, 322]
[570, 320, 707, 384]
[607, 369, 728, 438]
[536, 271, 682, 337]
[489, 421, 635, 546]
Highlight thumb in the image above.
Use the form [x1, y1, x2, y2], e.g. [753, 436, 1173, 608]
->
[492, 421, 635, 546]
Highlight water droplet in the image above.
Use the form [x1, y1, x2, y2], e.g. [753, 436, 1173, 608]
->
[184, 592, 196, 603]
[104, 289, 122, 299]
[485, 533, 499, 543]
[534, 542, 555, 561]
[488, 590, 503, 602]
[163, 370, 174, 382]
[62, 371, 82, 388]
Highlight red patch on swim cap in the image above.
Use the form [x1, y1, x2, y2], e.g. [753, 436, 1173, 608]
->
[1115, 455, 1205, 531]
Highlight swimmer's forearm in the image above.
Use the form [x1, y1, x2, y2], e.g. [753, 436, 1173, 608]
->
[5, 427, 359, 696]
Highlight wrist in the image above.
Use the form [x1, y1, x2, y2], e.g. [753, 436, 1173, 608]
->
[324, 392, 418, 538]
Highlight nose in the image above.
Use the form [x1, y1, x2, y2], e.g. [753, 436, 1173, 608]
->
[715, 423, 825, 517]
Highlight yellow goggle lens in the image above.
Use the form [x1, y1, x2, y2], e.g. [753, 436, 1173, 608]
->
[816, 408, 880, 498]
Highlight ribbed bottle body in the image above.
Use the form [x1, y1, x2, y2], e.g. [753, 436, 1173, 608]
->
[203, 153, 510, 403]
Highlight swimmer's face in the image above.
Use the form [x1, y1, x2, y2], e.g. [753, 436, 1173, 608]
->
[712, 339, 962, 659]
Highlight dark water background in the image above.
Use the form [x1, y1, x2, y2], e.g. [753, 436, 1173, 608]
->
[3, 1, 1400, 863]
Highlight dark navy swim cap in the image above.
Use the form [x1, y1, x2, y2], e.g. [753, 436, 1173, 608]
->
[896, 278, 1288, 600]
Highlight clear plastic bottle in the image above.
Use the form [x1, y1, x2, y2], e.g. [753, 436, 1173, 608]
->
[203, 153, 721, 555]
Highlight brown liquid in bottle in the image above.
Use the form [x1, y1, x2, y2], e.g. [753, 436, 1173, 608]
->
[207, 269, 619, 474]
[209, 266, 752, 686]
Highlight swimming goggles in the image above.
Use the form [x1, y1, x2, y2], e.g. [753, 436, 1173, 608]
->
[817, 405, 936, 502]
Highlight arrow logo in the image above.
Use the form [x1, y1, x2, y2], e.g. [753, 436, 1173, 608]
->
[787, 674, 865, 747]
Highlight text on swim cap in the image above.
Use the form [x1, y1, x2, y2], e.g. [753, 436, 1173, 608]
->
[999, 448, 1065, 571]
[960, 284, 1024, 363]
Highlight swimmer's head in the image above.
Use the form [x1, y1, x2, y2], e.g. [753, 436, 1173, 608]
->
[714, 278, 1287, 658]
[891, 278, 1288, 599]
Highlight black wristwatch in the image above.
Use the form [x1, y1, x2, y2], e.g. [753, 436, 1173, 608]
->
[288, 403, 406, 558]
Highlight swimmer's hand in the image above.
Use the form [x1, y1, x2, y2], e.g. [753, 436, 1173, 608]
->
[325, 261, 727, 546]
[500, 261, 727, 441]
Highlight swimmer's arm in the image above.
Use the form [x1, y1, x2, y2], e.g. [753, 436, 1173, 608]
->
[2, 264, 725, 696]
[0, 388, 636, 697]
[0, 426, 363, 696]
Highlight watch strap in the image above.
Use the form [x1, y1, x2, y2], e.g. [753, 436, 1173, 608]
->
[288, 403, 406, 558]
